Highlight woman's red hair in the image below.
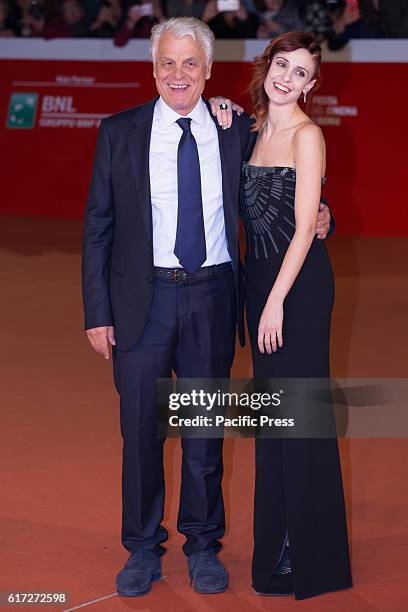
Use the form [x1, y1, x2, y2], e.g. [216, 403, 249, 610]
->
[248, 31, 322, 132]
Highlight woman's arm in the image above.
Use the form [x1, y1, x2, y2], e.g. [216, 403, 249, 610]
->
[258, 123, 325, 354]
[270, 123, 324, 301]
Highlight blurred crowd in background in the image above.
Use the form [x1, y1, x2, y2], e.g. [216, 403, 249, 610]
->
[0, 0, 407, 49]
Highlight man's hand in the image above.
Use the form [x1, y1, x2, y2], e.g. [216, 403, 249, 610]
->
[86, 326, 116, 360]
[316, 203, 331, 239]
[208, 97, 245, 130]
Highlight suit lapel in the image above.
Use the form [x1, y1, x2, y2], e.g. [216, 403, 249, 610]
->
[244, 130, 257, 162]
[203, 100, 241, 249]
[127, 98, 158, 240]
[219, 125, 241, 237]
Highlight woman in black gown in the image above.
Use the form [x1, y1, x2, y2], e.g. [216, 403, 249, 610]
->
[242, 33, 352, 600]
[213, 31, 352, 600]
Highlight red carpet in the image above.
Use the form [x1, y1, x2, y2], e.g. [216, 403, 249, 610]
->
[1, 217, 407, 611]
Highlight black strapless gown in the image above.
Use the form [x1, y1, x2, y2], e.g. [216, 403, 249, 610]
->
[240, 163, 352, 599]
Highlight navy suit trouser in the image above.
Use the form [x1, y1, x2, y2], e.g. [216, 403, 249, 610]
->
[112, 264, 236, 557]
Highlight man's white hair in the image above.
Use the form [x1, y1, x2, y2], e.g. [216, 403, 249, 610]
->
[150, 17, 215, 66]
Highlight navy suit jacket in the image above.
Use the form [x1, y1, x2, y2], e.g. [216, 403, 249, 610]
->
[82, 97, 253, 351]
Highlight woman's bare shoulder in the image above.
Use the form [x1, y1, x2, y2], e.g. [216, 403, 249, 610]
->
[293, 120, 323, 144]
[293, 120, 326, 174]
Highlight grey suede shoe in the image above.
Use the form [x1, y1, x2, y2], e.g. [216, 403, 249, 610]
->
[116, 550, 161, 597]
[187, 549, 229, 594]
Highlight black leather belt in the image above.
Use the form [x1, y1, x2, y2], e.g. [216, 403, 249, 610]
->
[154, 262, 232, 282]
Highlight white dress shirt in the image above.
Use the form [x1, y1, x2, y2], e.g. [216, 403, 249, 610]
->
[149, 96, 231, 268]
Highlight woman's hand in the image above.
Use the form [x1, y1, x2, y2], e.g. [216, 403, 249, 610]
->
[258, 295, 284, 354]
[208, 97, 245, 129]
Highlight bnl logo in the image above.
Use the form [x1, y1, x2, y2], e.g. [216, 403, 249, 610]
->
[7, 93, 38, 129]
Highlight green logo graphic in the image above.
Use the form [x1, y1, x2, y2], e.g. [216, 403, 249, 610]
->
[7, 93, 39, 129]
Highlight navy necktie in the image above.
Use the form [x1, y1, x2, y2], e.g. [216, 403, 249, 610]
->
[174, 117, 206, 274]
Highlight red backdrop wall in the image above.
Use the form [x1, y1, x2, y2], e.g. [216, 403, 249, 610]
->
[1, 40, 407, 235]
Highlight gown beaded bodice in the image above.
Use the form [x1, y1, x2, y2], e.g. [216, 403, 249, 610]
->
[240, 162, 326, 262]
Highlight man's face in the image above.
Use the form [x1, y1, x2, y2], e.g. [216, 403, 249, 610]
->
[153, 33, 212, 116]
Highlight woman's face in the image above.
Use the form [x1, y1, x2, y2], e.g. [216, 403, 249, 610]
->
[264, 48, 317, 106]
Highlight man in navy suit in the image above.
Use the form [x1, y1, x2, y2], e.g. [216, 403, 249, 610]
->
[82, 16, 331, 597]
